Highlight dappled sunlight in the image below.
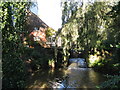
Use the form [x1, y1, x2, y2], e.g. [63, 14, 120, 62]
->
[26, 68, 66, 88]
[40, 83, 48, 88]
[48, 59, 55, 69]
[2, 0, 120, 89]
[89, 54, 100, 67]
[48, 68, 54, 75]
[88, 48, 114, 67]
[26, 81, 48, 88]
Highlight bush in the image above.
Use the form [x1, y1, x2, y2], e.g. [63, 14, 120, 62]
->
[97, 74, 120, 89]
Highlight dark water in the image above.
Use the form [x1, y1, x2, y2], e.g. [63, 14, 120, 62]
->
[26, 68, 66, 88]
[26, 67, 107, 89]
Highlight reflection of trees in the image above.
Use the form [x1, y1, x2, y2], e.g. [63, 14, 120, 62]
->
[64, 68, 105, 88]
[26, 69, 66, 88]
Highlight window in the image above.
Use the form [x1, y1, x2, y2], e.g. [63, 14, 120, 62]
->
[34, 27, 39, 30]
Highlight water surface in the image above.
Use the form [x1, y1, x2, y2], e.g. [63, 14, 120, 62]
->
[26, 67, 107, 89]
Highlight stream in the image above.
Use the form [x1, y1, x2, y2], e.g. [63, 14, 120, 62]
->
[26, 58, 107, 89]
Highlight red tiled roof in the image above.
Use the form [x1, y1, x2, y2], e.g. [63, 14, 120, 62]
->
[30, 30, 47, 42]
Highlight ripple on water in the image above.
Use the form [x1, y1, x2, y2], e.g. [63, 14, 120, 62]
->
[26, 67, 107, 89]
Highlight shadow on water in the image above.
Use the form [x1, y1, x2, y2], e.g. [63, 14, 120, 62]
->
[26, 68, 66, 88]
[26, 58, 107, 89]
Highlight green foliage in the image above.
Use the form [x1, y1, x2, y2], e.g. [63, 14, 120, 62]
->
[46, 27, 56, 37]
[93, 1, 120, 73]
[61, 1, 78, 25]
[1, 2, 32, 88]
[60, 1, 111, 65]
[60, 0, 79, 66]
[97, 74, 120, 89]
[61, 1, 120, 88]
[25, 43, 54, 69]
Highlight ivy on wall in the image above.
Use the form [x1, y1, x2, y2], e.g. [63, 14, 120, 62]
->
[1, 2, 32, 88]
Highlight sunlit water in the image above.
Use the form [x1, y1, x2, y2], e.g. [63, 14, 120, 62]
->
[26, 58, 107, 89]
[26, 68, 107, 89]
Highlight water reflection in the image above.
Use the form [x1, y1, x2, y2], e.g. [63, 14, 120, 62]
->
[26, 67, 107, 89]
[26, 68, 66, 88]
[64, 68, 107, 88]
